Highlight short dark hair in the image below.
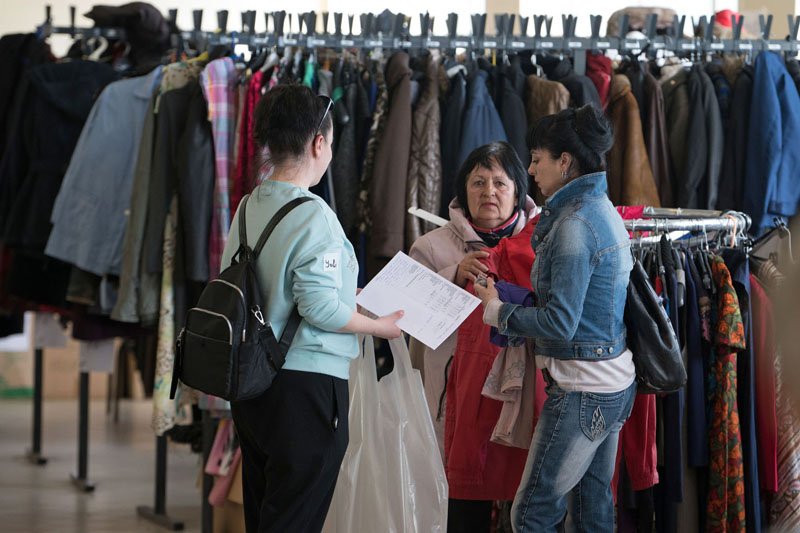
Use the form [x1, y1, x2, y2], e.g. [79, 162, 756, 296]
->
[455, 142, 529, 219]
[526, 105, 614, 177]
[253, 84, 333, 171]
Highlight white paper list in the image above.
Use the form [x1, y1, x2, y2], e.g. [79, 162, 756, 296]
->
[356, 252, 481, 350]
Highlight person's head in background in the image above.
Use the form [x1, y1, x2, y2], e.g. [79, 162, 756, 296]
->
[527, 105, 614, 198]
[252, 84, 334, 189]
[455, 141, 529, 230]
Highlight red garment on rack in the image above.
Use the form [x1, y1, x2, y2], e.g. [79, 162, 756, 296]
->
[586, 53, 612, 108]
[750, 274, 778, 493]
[231, 70, 265, 214]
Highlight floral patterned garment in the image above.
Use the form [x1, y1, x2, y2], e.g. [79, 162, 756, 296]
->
[152, 196, 197, 435]
[706, 255, 747, 533]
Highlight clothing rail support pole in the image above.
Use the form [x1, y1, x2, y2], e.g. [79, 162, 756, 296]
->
[201, 411, 215, 533]
[136, 435, 185, 530]
[70, 372, 95, 492]
[26, 348, 48, 465]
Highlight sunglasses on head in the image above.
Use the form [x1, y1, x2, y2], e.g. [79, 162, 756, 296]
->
[316, 95, 334, 136]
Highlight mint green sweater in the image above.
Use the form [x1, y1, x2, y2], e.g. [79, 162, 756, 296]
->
[221, 180, 359, 380]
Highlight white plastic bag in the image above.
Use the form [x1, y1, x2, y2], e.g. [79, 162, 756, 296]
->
[323, 335, 448, 532]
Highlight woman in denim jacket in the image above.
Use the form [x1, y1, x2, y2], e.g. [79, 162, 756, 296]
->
[475, 105, 636, 532]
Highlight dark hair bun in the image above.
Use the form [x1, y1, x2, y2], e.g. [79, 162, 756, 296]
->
[574, 105, 614, 155]
[527, 104, 615, 176]
[253, 84, 333, 169]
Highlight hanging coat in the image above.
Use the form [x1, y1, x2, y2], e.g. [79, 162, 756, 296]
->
[45, 67, 162, 277]
[538, 54, 601, 109]
[332, 64, 360, 242]
[113, 62, 204, 324]
[0, 34, 51, 158]
[718, 64, 753, 212]
[661, 68, 690, 203]
[586, 53, 612, 108]
[644, 72, 674, 207]
[524, 75, 570, 204]
[679, 64, 724, 209]
[406, 52, 442, 246]
[439, 61, 467, 217]
[524, 74, 570, 127]
[606, 75, 660, 207]
[744, 52, 800, 236]
[493, 60, 530, 169]
[0, 61, 118, 307]
[457, 69, 507, 168]
[367, 52, 412, 278]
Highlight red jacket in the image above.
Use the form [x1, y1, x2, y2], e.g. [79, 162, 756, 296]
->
[444, 218, 545, 500]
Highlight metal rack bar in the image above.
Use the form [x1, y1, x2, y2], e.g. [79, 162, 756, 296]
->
[624, 216, 743, 233]
[37, 6, 800, 56]
[70, 372, 95, 492]
[136, 435, 185, 531]
[201, 411, 215, 533]
[26, 348, 47, 466]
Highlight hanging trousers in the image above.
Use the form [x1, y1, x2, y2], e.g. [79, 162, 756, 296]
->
[231, 369, 349, 532]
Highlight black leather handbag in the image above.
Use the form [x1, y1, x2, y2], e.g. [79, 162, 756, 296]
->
[624, 259, 687, 394]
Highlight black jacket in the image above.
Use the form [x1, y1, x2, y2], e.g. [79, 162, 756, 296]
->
[718, 65, 753, 211]
[143, 81, 214, 283]
[332, 63, 360, 241]
[0, 34, 51, 158]
[2, 61, 118, 249]
[439, 61, 467, 217]
[680, 65, 723, 209]
[0, 61, 118, 307]
[538, 55, 601, 109]
[492, 61, 530, 169]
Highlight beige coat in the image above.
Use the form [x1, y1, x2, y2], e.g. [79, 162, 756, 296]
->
[408, 196, 538, 459]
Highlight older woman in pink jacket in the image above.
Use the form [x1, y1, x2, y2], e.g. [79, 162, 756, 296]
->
[408, 141, 538, 532]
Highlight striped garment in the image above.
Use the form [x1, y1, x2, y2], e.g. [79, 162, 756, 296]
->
[770, 348, 800, 530]
[201, 57, 237, 278]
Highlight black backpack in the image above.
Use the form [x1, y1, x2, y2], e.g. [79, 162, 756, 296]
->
[170, 194, 312, 402]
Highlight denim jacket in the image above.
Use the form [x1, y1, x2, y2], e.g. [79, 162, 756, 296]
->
[498, 172, 633, 360]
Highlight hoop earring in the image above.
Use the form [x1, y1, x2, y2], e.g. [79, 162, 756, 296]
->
[561, 170, 567, 181]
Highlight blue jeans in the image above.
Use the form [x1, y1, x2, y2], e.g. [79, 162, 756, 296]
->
[511, 379, 636, 532]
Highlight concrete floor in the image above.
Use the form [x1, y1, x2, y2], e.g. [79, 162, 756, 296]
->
[0, 399, 203, 533]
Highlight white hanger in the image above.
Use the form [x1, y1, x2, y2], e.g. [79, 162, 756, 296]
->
[260, 47, 280, 73]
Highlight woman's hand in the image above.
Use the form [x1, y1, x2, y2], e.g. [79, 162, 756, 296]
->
[456, 251, 490, 287]
[372, 310, 404, 339]
[473, 276, 499, 307]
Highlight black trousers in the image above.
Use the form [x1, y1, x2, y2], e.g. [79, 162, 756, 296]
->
[231, 369, 349, 532]
[447, 499, 493, 532]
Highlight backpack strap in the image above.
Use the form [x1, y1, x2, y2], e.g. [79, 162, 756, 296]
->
[238, 194, 251, 253]
[252, 196, 315, 258]
[276, 307, 302, 362]
[232, 194, 253, 264]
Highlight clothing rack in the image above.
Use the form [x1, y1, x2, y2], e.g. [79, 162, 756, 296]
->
[38, 5, 800, 76]
[625, 211, 750, 233]
[23, 341, 96, 491]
